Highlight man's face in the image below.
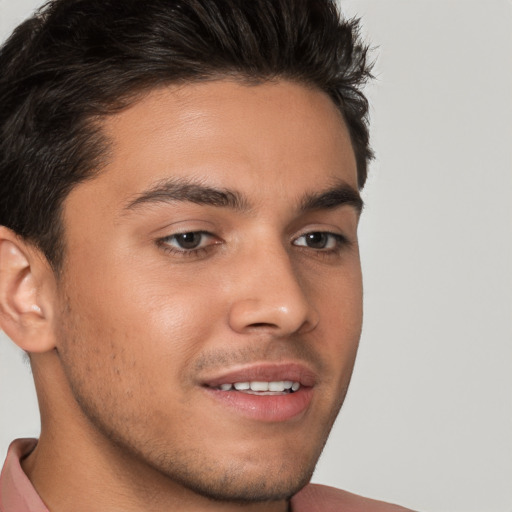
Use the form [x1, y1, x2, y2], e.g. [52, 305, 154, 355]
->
[54, 80, 363, 502]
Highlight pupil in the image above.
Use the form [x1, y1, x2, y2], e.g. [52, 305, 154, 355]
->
[306, 232, 327, 249]
[177, 232, 201, 249]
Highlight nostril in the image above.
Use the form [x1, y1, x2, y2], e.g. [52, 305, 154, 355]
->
[248, 322, 277, 329]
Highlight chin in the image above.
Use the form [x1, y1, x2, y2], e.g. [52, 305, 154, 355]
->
[159, 460, 314, 504]
[143, 432, 323, 504]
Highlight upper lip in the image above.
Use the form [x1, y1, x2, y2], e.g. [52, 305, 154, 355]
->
[200, 362, 318, 388]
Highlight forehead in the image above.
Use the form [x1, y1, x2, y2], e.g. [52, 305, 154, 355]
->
[66, 80, 358, 220]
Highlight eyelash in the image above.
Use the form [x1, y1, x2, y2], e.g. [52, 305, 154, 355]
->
[293, 232, 351, 262]
[157, 231, 350, 258]
[157, 231, 217, 258]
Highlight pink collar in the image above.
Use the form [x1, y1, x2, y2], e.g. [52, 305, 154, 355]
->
[0, 439, 48, 512]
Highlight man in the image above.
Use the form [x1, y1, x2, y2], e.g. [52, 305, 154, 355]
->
[0, 0, 414, 510]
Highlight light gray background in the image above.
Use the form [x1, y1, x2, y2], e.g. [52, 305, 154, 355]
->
[1, 1, 511, 511]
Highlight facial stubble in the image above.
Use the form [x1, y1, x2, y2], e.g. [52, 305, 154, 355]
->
[54, 301, 350, 506]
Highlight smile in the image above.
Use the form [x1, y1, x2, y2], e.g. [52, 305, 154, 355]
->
[200, 364, 316, 422]
[214, 381, 301, 394]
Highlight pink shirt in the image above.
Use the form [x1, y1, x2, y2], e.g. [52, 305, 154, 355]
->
[0, 439, 414, 512]
[0, 440, 48, 512]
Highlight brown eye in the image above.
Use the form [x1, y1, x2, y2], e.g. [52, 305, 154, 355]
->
[173, 232, 204, 249]
[304, 232, 329, 249]
[293, 232, 341, 250]
[161, 231, 216, 252]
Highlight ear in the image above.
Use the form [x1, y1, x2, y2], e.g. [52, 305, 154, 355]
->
[0, 226, 57, 353]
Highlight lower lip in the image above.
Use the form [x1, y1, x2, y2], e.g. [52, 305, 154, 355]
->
[203, 387, 314, 422]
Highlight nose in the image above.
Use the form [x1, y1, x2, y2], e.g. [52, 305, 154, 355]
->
[227, 244, 319, 336]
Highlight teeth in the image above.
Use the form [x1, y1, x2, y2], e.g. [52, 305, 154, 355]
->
[268, 381, 285, 392]
[218, 381, 301, 392]
[250, 381, 269, 391]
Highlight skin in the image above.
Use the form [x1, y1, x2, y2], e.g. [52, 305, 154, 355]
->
[0, 80, 363, 512]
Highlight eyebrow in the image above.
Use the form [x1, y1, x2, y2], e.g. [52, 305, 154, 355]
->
[124, 178, 249, 212]
[300, 182, 364, 214]
[124, 177, 363, 214]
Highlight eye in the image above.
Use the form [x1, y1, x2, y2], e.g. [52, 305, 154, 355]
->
[160, 231, 217, 252]
[293, 232, 343, 250]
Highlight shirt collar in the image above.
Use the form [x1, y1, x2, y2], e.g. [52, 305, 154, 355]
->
[0, 439, 49, 512]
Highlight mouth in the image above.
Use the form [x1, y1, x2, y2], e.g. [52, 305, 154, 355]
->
[211, 380, 301, 395]
[200, 363, 316, 422]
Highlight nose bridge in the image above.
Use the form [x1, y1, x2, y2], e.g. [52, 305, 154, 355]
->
[228, 237, 318, 335]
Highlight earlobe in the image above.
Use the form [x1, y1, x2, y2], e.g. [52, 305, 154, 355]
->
[0, 227, 56, 353]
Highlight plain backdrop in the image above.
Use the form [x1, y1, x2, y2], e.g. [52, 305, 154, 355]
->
[1, 1, 511, 511]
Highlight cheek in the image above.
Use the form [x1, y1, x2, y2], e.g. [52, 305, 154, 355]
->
[311, 256, 363, 325]
[55, 267, 225, 444]
[58, 255, 225, 391]
[313, 263, 363, 377]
